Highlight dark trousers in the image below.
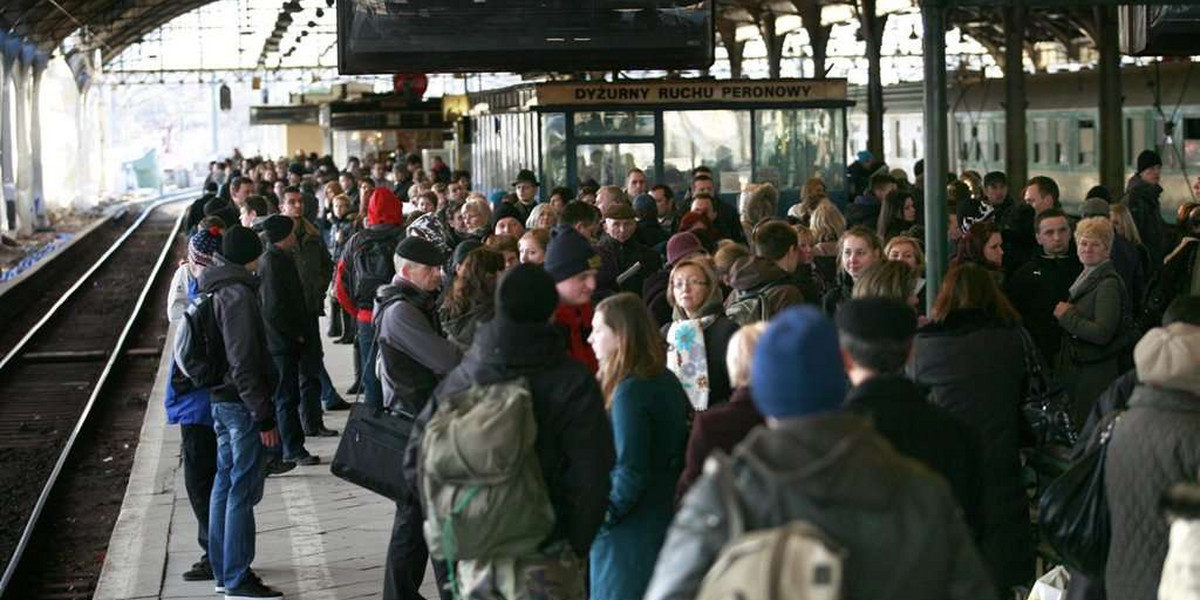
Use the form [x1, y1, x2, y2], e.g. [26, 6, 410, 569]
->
[357, 320, 383, 409]
[384, 494, 451, 600]
[299, 317, 329, 430]
[271, 353, 313, 461]
[181, 424, 218, 561]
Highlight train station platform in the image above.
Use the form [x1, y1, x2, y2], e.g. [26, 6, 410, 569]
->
[93, 320, 436, 600]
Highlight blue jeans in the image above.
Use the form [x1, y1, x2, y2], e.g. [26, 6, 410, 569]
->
[272, 354, 312, 461]
[357, 320, 383, 410]
[209, 402, 265, 590]
[319, 366, 341, 409]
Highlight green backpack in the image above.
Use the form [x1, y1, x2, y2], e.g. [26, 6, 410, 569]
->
[420, 378, 555, 564]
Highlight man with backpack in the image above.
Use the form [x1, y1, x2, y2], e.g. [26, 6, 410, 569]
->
[645, 306, 995, 600]
[752, 219, 820, 305]
[375, 235, 461, 600]
[403, 264, 614, 600]
[334, 187, 405, 408]
[725, 250, 804, 326]
[197, 225, 285, 600]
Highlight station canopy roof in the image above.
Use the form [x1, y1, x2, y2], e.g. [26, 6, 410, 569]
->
[0, 0, 1108, 73]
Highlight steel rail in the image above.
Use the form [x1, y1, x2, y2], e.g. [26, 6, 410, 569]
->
[0, 192, 193, 595]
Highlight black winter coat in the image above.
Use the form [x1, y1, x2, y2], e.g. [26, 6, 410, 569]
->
[199, 260, 276, 430]
[909, 309, 1033, 590]
[1126, 177, 1169, 268]
[403, 316, 615, 557]
[845, 374, 985, 538]
[257, 245, 308, 356]
[643, 268, 672, 327]
[599, 234, 662, 297]
[1006, 251, 1083, 370]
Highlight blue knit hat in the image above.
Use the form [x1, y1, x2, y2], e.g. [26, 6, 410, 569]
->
[750, 306, 847, 419]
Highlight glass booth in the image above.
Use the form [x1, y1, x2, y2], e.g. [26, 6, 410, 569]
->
[466, 79, 852, 213]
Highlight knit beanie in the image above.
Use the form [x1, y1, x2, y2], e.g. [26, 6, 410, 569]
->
[496, 264, 559, 324]
[750, 306, 848, 419]
[261, 214, 295, 243]
[492, 201, 523, 228]
[544, 226, 600, 283]
[665, 232, 704, 265]
[1135, 323, 1200, 395]
[221, 225, 263, 265]
[395, 236, 445, 267]
[452, 239, 483, 271]
[1137, 150, 1163, 175]
[1081, 198, 1110, 218]
[633, 194, 657, 221]
[188, 228, 222, 268]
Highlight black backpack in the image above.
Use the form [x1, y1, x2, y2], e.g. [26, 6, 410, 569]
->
[173, 291, 228, 389]
[352, 230, 402, 307]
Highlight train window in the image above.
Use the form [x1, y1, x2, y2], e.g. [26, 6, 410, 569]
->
[1185, 117, 1200, 166]
[959, 121, 970, 161]
[1033, 121, 1045, 164]
[893, 121, 904, 158]
[574, 111, 655, 137]
[1078, 120, 1095, 166]
[992, 121, 1003, 162]
[1056, 122, 1068, 165]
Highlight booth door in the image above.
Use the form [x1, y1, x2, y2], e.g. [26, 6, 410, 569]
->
[574, 142, 657, 187]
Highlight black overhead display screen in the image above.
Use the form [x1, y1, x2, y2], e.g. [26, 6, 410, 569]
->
[337, 1, 714, 75]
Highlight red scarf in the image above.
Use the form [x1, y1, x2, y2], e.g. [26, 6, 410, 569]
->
[554, 302, 598, 374]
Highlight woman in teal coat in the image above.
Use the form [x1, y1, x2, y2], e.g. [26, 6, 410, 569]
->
[587, 293, 691, 600]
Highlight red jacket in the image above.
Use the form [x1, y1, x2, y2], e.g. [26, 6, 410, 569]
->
[553, 302, 598, 374]
[335, 188, 404, 323]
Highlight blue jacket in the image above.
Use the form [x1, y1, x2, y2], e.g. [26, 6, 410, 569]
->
[590, 371, 691, 600]
[165, 276, 214, 427]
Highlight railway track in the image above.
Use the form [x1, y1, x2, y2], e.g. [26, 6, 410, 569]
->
[0, 192, 194, 599]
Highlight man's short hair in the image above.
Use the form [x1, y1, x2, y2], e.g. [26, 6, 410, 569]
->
[1027, 176, 1060, 204]
[560, 201, 599, 227]
[751, 220, 797, 261]
[869, 173, 895, 191]
[1035, 207, 1069, 231]
[839, 331, 912, 373]
[651, 184, 674, 200]
[282, 185, 302, 198]
[230, 175, 253, 191]
[983, 171, 1007, 188]
[693, 165, 713, 176]
[627, 167, 644, 177]
[693, 173, 714, 185]
[406, 153, 423, 166]
[243, 195, 270, 216]
[549, 186, 573, 201]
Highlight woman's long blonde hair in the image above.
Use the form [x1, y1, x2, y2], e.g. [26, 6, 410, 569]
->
[595, 293, 667, 407]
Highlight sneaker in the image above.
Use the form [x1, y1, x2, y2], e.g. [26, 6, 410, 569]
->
[183, 560, 214, 581]
[345, 382, 361, 395]
[224, 573, 283, 599]
[323, 398, 351, 411]
[294, 455, 321, 466]
[304, 426, 339, 437]
[215, 584, 225, 593]
[265, 458, 296, 476]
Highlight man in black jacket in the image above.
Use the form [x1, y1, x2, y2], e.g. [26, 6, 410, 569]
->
[598, 203, 662, 297]
[1127, 150, 1169, 269]
[199, 225, 284, 599]
[1006, 208, 1082, 371]
[837, 297, 984, 538]
[404, 264, 614, 600]
[257, 215, 319, 467]
[376, 236, 461, 600]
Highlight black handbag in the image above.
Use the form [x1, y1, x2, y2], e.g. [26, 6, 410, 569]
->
[331, 403, 415, 501]
[1017, 327, 1078, 448]
[1037, 413, 1121, 577]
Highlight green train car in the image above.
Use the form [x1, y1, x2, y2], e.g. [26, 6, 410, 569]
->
[849, 61, 1199, 220]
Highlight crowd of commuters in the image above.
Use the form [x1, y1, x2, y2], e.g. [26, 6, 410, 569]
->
[169, 148, 1200, 600]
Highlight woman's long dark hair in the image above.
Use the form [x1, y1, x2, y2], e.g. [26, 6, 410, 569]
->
[441, 248, 505, 319]
[954, 221, 1002, 271]
[930, 263, 1020, 324]
[877, 190, 919, 239]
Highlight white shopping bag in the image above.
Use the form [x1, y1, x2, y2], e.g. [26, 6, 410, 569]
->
[1027, 566, 1070, 600]
[1159, 519, 1200, 600]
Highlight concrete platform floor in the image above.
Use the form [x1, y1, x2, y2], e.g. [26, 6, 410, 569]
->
[94, 319, 440, 600]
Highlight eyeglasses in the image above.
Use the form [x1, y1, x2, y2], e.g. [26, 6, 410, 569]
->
[672, 278, 710, 289]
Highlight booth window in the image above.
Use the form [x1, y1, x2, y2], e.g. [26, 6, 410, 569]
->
[542, 113, 567, 195]
[754, 108, 845, 193]
[663, 110, 752, 197]
[573, 111, 655, 137]
[576, 143, 656, 187]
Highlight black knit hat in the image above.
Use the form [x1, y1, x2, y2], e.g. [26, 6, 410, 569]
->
[1137, 150, 1162, 175]
[496, 264, 559, 324]
[221, 225, 264, 265]
[835, 297, 917, 342]
[452, 239, 483, 270]
[492, 202, 522, 227]
[395, 235, 445, 267]
[262, 215, 294, 243]
[544, 226, 600, 283]
[512, 169, 539, 187]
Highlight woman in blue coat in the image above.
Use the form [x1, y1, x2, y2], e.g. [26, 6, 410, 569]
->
[587, 293, 691, 600]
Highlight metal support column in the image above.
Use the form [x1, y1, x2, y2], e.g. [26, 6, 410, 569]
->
[794, 0, 831, 78]
[1096, 6, 1124, 196]
[13, 56, 34, 238]
[759, 11, 785, 79]
[921, 0, 949, 308]
[1003, 6, 1028, 192]
[30, 56, 47, 230]
[717, 18, 745, 79]
[860, 0, 888, 159]
[1, 41, 15, 232]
